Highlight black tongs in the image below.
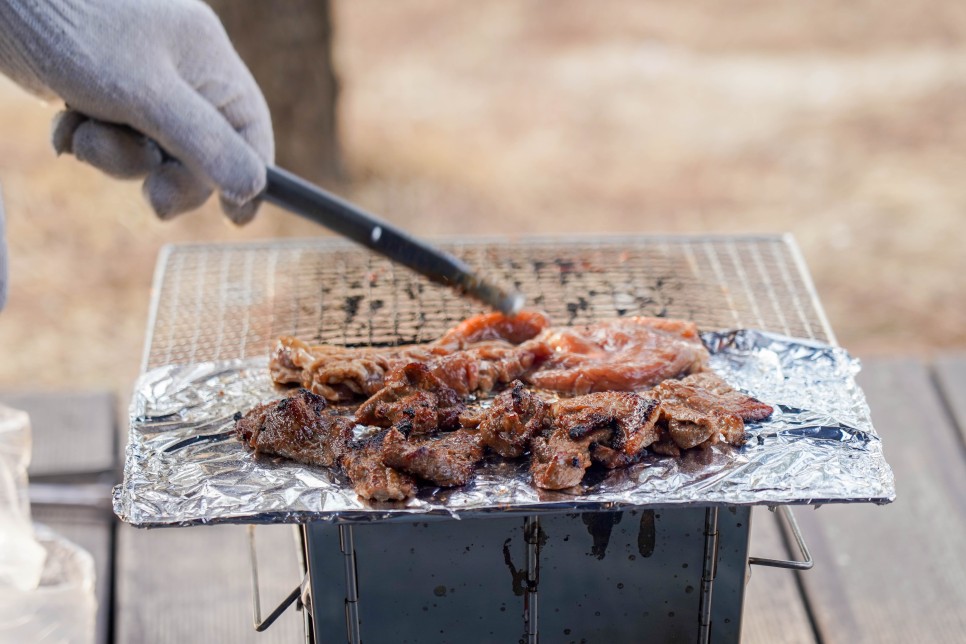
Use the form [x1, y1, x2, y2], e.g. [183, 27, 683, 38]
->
[262, 166, 524, 316]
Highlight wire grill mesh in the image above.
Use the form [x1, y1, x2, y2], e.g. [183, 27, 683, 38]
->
[143, 235, 832, 371]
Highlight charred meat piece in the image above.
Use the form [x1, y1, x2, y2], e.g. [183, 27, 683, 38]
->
[381, 428, 484, 487]
[676, 372, 774, 421]
[551, 392, 660, 457]
[270, 310, 550, 401]
[355, 363, 465, 433]
[234, 389, 352, 468]
[478, 381, 552, 458]
[525, 317, 710, 394]
[654, 378, 752, 449]
[531, 427, 610, 490]
[341, 433, 419, 502]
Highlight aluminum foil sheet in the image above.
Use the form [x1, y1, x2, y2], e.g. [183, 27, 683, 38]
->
[113, 330, 895, 527]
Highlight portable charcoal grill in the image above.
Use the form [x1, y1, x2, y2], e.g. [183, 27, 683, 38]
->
[139, 234, 832, 643]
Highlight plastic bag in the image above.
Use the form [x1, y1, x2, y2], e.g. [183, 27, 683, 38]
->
[0, 524, 96, 643]
[0, 404, 45, 590]
[0, 404, 96, 643]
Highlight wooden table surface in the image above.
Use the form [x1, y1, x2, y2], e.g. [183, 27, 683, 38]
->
[4, 355, 964, 643]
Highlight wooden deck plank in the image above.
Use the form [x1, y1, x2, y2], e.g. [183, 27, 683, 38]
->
[933, 354, 966, 443]
[115, 524, 305, 643]
[742, 507, 817, 644]
[0, 391, 117, 477]
[794, 358, 966, 644]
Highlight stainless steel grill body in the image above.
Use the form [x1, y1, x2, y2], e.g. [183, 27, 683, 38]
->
[140, 234, 832, 644]
[305, 508, 752, 643]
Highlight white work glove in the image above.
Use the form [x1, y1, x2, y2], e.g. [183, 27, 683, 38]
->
[0, 0, 274, 223]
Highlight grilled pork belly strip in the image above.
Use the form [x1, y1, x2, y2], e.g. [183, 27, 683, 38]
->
[526, 317, 710, 394]
[270, 310, 551, 401]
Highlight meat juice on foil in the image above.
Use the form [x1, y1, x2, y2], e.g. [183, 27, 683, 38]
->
[113, 330, 896, 527]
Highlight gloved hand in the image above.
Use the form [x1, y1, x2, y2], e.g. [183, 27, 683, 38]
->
[0, 0, 274, 223]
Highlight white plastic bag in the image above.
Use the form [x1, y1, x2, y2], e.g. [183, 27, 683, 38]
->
[0, 524, 96, 644]
[0, 404, 45, 590]
[0, 404, 97, 643]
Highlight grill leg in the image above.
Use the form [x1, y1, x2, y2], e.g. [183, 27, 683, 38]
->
[339, 525, 362, 644]
[524, 515, 541, 643]
[698, 507, 720, 643]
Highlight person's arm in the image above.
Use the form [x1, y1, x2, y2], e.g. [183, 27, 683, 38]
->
[0, 0, 274, 223]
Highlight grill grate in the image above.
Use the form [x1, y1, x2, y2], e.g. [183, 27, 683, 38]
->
[142, 235, 833, 371]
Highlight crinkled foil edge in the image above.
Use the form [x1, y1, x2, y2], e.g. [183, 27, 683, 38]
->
[113, 330, 896, 527]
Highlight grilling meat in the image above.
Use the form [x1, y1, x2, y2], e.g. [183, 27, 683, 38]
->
[270, 336, 441, 401]
[381, 427, 484, 487]
[551, 392, 661, 457]
[653, 373, 772, 449]
[529, 392, 661, 487]
[269, 312, 709, 402]
[590, 444, 641, 469]
[531, 427, 610, 490]
[246, 312, 776, 500]
[478, 380, 552, 458]
[525, 317, 709, 394]
[435, 310, 552, 348]
[427, 341, 550, 397]
[342, 433, 419, 502]
[270, 310, 550, 401]
[234, 388, 352, 468]
[675, 372, 774, 421]
[354, 363, 465, 433]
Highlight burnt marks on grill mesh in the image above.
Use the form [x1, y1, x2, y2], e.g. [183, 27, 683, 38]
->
[403, 282, 425, 301]
[555, 258, 576, 286]
[565, 296, 589, 324]
[342, 295, 364, 323]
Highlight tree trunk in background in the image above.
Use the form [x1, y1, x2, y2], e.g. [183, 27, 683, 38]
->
[207, 0, 341, 184]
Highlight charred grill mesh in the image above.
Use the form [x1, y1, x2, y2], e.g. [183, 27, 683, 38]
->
[143, 235, 832, 371]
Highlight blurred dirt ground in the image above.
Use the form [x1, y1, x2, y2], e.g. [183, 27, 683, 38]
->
[0, 0, 964, 399]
